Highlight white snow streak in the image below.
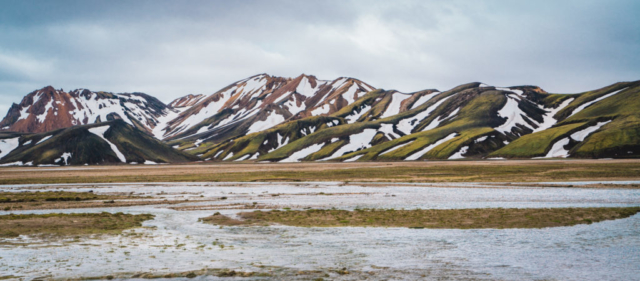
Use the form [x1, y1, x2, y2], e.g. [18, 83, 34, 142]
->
[533, 98, 574, 133]
[234, 154, 252, 161]
[495, 95, 534, 134]
[328, 129, 378, 159]
[543, 138, 571, 158]
[378, 123, 400, 139]
[88, 126, 126, 162]
[60, 152, 72, 165]
[280, 143, 324, 162]
[381, 92, 412, 118]
[405, 133, 458, 161]
[448, 146, 469, 160]
[0, 137, 20, 159]
[223, 152, 234, 161]
[36, 135, 52, 145]
[570, 121, 611, 142]
[311, 104, 330, 116]
[345, 105, 370, 124]
[570, 87, 628, 117]
[410, 92, 439, 110]
[343, 154, 363, 162]
[420, 96, 455, 132]
[285, 97, 306, 116]
[399, 96, 452, 134]
[296, 77, 318, 97]
[380, 140, 414, 155]
[247, 111, 285, 134]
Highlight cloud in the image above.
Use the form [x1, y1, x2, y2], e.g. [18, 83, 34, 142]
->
[0, 0, 638, 118]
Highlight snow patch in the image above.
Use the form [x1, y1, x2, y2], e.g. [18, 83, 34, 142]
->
[405, 133, 458, 161]
[311, 104, 331, 116]
[345, 105, 370, 124]
[280, 143, 324, 162]
[36, 135, 52, 145]
[570, 121, 611, 141]
[381, 92, 411, 118]
[543, 138, 571, 158]
[0, 137, 20, 159]
[398, 96, 452, 134]
[247, 111, 285, 134]
[495, 95, 535, 134]
[340, 84, 360, 104]
[223, 152, 234, 161]
[421, 97, 456, 132]
[343, 154, 363, 162]
[448, 146, 469, 160]
[328, 129, 378, 159]
[380, 140, 414, 156]
[410, 92, 439, 110]
[0, 161, 28, 167]
[60, 152, 72, 165]
[285, 97, 306, 116]
[295, 76, 319, 97]
[570, 87, 628, 117]
[88, 126, 126, 162]
[533, 98, 575, 133]
[378, 123, 399, 139]
[234, 154, 251, 161]
[144, 160, 158, 165]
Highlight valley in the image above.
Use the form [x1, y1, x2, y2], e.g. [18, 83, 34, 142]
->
[0, 159, 638, 185]
[1, 181, 640, 280]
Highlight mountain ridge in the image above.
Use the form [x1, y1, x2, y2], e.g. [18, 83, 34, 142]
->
[1, 74, 638, 165]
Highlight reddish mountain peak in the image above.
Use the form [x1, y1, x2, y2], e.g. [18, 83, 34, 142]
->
[168, 94, 206, 108]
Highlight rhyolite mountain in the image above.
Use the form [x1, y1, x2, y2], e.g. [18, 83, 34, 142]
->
[0, 120, 197, 166]
[1, 73, 638, 166]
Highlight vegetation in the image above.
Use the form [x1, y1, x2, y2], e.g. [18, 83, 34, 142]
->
[0, 191, 194, 211]
[201, 207, 640, 229]
[0, 191, 111, 203]
[490, 122, 587, 158]
[1, 161, 639, 184]
[0, 212, 154, 237]
[571, 115, 640, 158]
[0, 120, 197, 166]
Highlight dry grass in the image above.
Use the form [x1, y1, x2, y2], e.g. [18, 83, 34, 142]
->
[0, 159, 639, 184]
[0, 212, 154, 237]
[201, 207, 640, 229]
[0, 191, 194, 211]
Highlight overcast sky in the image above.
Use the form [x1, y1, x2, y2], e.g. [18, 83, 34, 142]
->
[1, 0, 639, 116]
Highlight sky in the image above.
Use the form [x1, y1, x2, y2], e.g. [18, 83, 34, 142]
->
[0, 0, 639, 116]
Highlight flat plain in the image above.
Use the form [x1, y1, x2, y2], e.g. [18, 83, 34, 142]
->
[1, 159, 639, 185]
[2, 160, 640, 280]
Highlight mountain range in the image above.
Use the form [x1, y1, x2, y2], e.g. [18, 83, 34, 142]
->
[1, 74, 638, 166]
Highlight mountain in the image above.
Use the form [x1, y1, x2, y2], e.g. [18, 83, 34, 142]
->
[0, 119, 197, 166]
[1, 74, 638, 165]
[159, 73, 375, 147]
[0, 86, 173, 136]
[188, 80, 640, 162]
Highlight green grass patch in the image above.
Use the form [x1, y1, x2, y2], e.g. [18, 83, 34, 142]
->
[0, 191, 112, 203]
[490, 122, 587, 158]
[201, 207, 640, 229]
[0, 212, 154, 237]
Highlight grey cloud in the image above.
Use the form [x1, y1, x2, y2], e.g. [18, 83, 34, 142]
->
[0, 0, 638, 116]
